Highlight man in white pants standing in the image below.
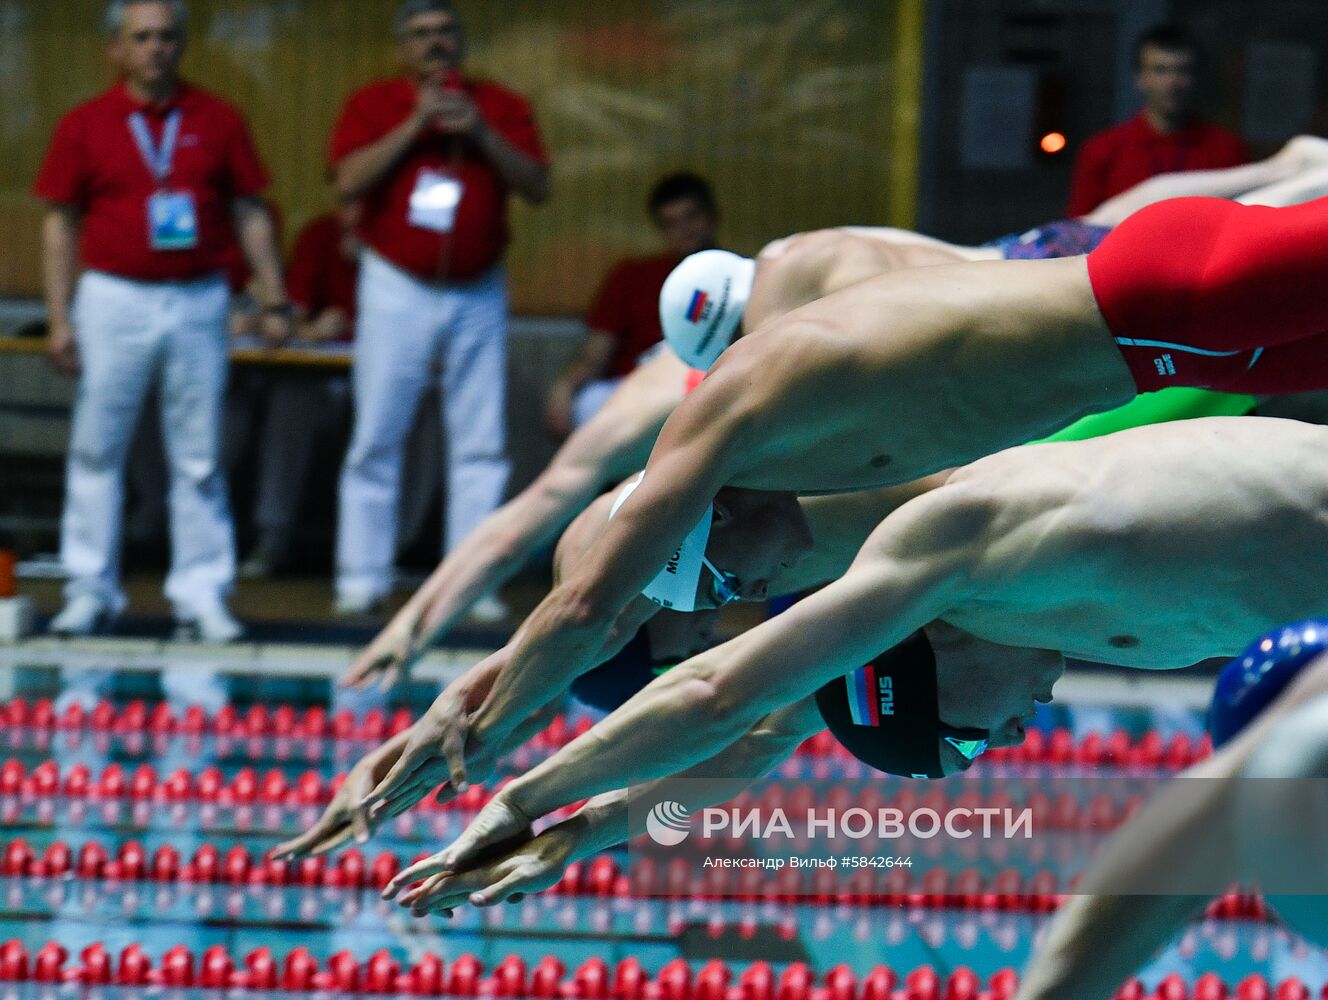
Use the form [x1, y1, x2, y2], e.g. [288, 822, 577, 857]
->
[34, 0, 290, 641]
[330, 0, 550, 615]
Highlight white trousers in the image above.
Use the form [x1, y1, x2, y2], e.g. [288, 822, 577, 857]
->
[62, 270, 235, 615]
[337, 251, 510, 599]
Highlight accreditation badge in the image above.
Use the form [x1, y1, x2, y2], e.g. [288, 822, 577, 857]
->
[408, 168, 464, 233]
[147, 189, 199, 251]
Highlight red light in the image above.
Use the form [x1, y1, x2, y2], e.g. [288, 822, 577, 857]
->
[1040, 132, 1067, 154]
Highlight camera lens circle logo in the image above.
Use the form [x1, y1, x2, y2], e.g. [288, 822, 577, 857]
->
[646, 801, 691, 846]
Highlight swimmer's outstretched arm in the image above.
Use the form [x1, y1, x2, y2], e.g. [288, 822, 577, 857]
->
[436, 486, 987, 871]
[444, 370, 749, 769]
[354, 492, 662, 816]
[360, 592, 659, 813]
[343, 351, 688, 688]
[1013, 767, 1236, 1000]
[384, 698, 825, 914]
[1236, 165, 1328, 208]
[1015, 656, 1328, 1000]
[1081, 137, 1317, 228]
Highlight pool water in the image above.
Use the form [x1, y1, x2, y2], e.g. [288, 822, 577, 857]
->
[2, 651, 1326, 999]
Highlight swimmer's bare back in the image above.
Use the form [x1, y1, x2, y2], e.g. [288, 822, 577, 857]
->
[745, 228, 988, 334]
[688, 254, 1133, 493]
[938, 416, 1328, 668]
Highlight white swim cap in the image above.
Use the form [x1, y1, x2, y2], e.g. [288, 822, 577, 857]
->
[610, 473, 713, 612]
[659, 250, 757, 370]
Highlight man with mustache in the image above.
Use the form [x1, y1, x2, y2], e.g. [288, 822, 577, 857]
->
[330, 0, 550, 616]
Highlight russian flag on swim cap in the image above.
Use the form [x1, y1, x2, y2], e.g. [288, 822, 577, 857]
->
[660, 251, 757, 370]
[814, 632, 952, 780]
[686, 290, 708, 323]
[847, 664, 880, 727]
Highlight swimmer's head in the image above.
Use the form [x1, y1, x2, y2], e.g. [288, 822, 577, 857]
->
[705, 488, 814, 607]
[816, 622, 1063, 779]
[659, 250, 757, 370]
[610, 474, 813, 612]
[1209, 621, 1328, 747]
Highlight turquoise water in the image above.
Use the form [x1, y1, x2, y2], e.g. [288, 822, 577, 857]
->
[1, 655, 1325, 996]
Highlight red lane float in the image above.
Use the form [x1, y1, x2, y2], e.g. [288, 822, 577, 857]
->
[0, 835, 1274, 921]
[0, 755, 1180, 836]
[1, 698, 1211, 768]
[0, 945, 1316, 1000]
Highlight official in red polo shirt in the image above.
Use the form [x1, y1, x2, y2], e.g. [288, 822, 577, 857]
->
[1066, 23, 1247, 217]
[330, 0, 550, 616]
[33, 0, 290, 642]
[544, 173, 719, 439]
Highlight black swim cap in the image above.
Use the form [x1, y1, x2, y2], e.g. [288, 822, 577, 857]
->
[571, 627, 663, 713]
[814, 630, 990, 780]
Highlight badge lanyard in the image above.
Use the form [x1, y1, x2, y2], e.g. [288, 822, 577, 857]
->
[130, 109, 197, 251]
[127, 109, 183, 186]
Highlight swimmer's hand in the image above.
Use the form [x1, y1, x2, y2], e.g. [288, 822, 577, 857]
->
[382, 791, 541, 908]
[402, 788, 533, 883]
[359, 654, 506, 814]
[342, 604, 428, 690]
[270, 730, 411, 859]
[398, 824, 582, 917]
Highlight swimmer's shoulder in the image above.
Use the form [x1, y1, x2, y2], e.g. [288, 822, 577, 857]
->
[867, 469, 1012, 558]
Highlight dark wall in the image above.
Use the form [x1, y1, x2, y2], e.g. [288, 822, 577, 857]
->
[918, 0, 1325, 244]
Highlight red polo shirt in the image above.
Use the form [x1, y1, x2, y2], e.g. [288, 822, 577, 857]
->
[287, 213, 359, 337]
[1066, 112, 1247, 217]
[33, 80, 270, 282]
[329, 75, 548, 283]
[586, 253, 681, 377]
